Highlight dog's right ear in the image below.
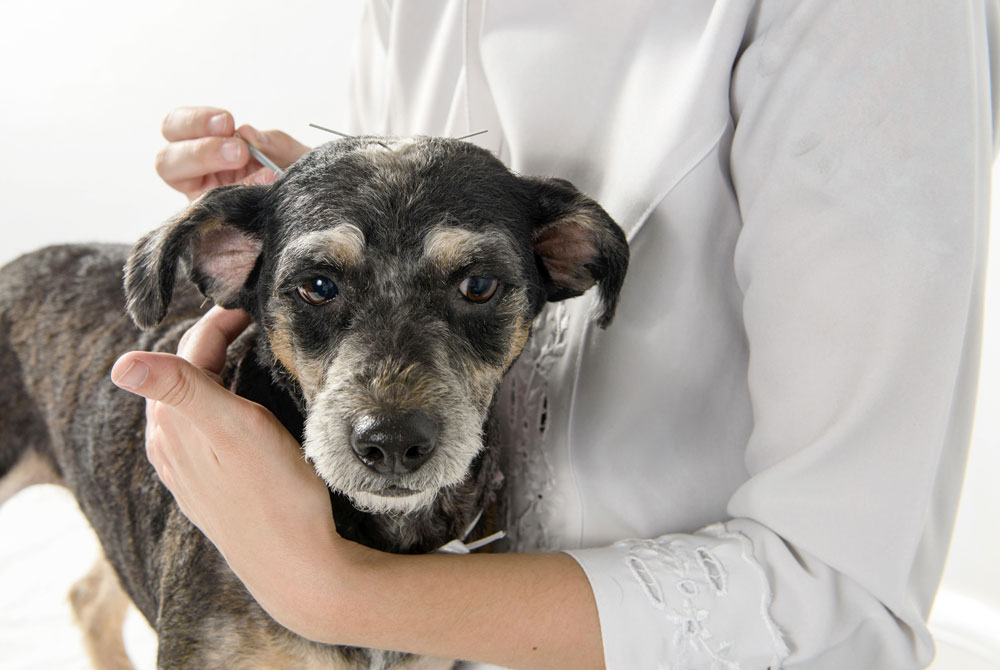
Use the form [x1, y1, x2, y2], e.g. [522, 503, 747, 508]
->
[124, 185, 268, 329]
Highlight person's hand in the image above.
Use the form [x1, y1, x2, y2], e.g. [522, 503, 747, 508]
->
[109, 307, 337, 601]
[155, 106, 311, 200]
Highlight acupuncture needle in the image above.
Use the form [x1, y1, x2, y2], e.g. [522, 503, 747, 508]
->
[236, 132, 283, 175]
[309, 123, 488, 143]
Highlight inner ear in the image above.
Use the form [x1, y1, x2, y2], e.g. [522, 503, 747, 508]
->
[189, 225, 263, 308]
[534, 217, 605, 300]
[526, 177, 629, 328]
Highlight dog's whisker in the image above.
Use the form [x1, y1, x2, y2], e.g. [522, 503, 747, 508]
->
[453, 129, 488, 141]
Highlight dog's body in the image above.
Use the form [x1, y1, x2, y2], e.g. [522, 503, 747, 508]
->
[0, 137, 627, 669]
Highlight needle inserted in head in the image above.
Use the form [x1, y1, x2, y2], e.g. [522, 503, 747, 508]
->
[310, 123, 391, 149]
[308, 123, 356, 139]
[453, 129, 488, 141]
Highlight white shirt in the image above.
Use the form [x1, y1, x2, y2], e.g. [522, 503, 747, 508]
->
[347, 1, 998, 667]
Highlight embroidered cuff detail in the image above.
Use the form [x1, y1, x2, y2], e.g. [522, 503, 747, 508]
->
[566, 523, 790, 670]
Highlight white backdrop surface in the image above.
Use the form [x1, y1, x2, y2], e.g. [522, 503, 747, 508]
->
[0, 2, 997, 668]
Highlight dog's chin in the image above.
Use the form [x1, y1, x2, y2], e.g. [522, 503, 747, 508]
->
[345, 487, 439, 516]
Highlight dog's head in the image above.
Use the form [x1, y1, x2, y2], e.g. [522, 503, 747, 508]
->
[126, 137, 628, 515]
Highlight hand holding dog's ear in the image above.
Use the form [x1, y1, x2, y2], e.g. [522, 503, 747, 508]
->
[111, 307, 335, 585]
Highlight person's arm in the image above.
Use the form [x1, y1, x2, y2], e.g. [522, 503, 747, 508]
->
[569, 2, 997, 668]
[111, 309, 604, 670]
[155, 106, 310, 200]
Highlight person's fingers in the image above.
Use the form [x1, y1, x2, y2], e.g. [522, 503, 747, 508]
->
[236, 125, 311, 169]
[176, 306, 252, 374]
[162, 107, 234, 141]
[145, 418, 172, 482]
[155, 136, 250, 185]
[144, 396, 158, 444]
[241, 167, 277, 187]
[144, 414, 161, 484]
[144, 418, 198, 522]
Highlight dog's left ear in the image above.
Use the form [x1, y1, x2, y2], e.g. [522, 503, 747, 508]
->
[526, 177, 629, 328]
[124, 185, 268, 329]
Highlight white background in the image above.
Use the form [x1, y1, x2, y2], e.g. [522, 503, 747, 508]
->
[0, 2, 997, 668]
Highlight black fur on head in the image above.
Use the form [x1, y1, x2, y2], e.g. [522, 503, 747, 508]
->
[125, 139, 628, 334]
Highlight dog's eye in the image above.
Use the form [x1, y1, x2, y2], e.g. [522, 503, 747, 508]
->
[458, 276, 498, 303]
[297, 277, 339, 305]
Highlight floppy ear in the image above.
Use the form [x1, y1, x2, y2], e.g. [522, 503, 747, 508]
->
[124, 185, 268, 329]
[526, 177, 629, 328]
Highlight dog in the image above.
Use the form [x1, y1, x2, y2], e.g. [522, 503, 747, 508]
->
[0, 135, 629, 669]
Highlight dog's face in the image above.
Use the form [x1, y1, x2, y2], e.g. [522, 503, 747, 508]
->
[125, 137, 628, 515]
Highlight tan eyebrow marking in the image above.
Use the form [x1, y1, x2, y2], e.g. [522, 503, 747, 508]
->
[422, 225, 496, 273]
[277, 224, 366, 281]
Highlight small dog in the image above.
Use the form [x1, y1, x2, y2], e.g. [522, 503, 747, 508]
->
[0, 136, 628, 669]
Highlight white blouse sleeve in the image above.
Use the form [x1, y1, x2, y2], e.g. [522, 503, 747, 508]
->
[567, 1, 998, 668]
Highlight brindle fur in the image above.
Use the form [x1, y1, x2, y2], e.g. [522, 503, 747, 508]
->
[0, 137, 628, 669]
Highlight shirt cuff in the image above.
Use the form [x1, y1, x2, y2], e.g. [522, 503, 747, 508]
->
[564, 522, 790, 670]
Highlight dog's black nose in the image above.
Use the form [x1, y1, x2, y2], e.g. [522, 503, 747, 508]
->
[351, 413, 438, 475]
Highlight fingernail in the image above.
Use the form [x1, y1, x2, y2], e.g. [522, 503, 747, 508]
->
[113, 360, 149, 389]
[254, 128, 269, 144]
[220, 139, 242, 163]
[209, 113, 228, 135]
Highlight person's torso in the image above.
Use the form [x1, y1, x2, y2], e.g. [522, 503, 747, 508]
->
[349, 0, 759, 551]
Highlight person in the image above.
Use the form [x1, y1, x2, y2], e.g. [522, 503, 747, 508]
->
[110, 2, 999, 668]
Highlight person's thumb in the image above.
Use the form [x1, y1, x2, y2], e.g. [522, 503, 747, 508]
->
[111, 351, 236, 430]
